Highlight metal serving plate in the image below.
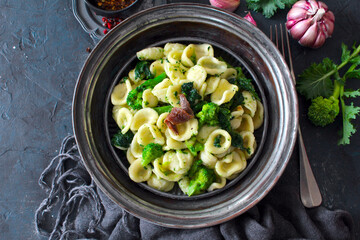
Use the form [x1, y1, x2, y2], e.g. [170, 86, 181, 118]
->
[72, 4, 298, 228]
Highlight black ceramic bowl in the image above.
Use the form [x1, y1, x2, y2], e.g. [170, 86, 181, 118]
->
[72, 4, 298, 228]
[84, 0, 139, 17]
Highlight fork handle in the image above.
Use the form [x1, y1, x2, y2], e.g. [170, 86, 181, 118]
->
[298, 127, 322, 208]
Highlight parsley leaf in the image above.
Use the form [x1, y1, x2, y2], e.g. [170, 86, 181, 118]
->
[246, 0, 297, 18]
[341, 43, 351, 62]
[343, 89, 360, 98]
[339, 101, 360, 145]
[297, 58, 337, 100]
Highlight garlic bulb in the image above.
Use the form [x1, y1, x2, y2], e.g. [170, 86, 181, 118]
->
[209, 0, 240, 12]
[286, 0, 335, 48]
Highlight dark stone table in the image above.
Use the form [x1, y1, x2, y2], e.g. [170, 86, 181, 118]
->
[0, 0, 359, 239]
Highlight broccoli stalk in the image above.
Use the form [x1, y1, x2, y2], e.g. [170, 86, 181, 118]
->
[308, 80, 341, 127]
[187, 160, 216, 196]
[141, 143, 164, 166]
[153, 105, 173, 114]
[111, 130, 134, 149]
[126, 72, 167, 110]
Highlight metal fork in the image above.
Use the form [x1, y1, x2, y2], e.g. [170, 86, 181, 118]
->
[270, 24, 322, 208]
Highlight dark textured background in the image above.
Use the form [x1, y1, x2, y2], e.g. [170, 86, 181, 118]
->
[0, 0, 359, 239]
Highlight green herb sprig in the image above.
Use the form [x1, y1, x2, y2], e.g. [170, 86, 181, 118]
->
[297, 43, 360, 145]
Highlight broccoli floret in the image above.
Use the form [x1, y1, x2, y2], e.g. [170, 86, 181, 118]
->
[141, 143, 164, 166]
[111, 130, 134, 149]
[187, 161, 216, 196]
[308, 81, 341, 127]
[181, 82, 202, 108]
[218, 107, 232, 129]
[185, 137, 204, 156]
[126, 72, 167, 110]
[134, 61, 154, 80]
[153, 105, 173, 114]
[196, 102, 220, 126]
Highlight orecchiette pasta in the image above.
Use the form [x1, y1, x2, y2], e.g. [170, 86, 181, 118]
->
[204, 76, 220, 96]
[147, 174, 175, 192]
[164, 129, 187, 150]
[137, 123, 165, 146]
[199, 150, 217, 169]
[113, 106, 133, 134]
[110, 42, 264, 196]
[194, 44, 214, 61]
[153, 157, 183, 182]
[237, 114, 254, 133]
[130, 108, 158, 131]
[166, 84, 182, 107]
[126, 148, 137, 164]
[152, 78, 172, 103]
[167, 49, 183, 65]
[111, 79, 132, 106]
[142, 89, 158, 108]
[243, 91, 257, 117]
[156, 112, 169, 133]
[167, 118, 198, 142]
[164, 43, 186, 56]
[197, 125, 219, 144]
[253, 100, 264, 130]
[181, 44, 196, 67]
[239, 131, 257, 159]
[215, 150, 247, 179]
[130, 133, 144, 158]
[197, 56, 227, 75]
[164, 150, 194, 175]
[211, 79, 238, 105]
[220, 68, 237, 80]
[136, 47, 164, 60]
[204, 129, 232, 155]
[150, 60, 165, 77]
[186, 65, 207, 90]
[129, 159, 152, 183]
[164, 60, 187, 84]
[207, 174, 226, 191]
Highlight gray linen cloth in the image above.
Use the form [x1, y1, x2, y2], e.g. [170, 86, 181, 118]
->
[35, 136, 354, 239]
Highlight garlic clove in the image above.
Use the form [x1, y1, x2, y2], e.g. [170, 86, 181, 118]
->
[290, 19, 312, 40]
[287, 7, 308, 21]
[299, 23, 318, 47]
[312, 31, 326, 49]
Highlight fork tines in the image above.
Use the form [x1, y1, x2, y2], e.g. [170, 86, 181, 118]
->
[270, 24, 295, 83]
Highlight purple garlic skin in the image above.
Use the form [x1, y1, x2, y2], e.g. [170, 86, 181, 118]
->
[286, 0, 335, 48]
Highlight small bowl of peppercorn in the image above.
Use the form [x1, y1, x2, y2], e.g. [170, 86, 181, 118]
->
[84, 0, 139, 17]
